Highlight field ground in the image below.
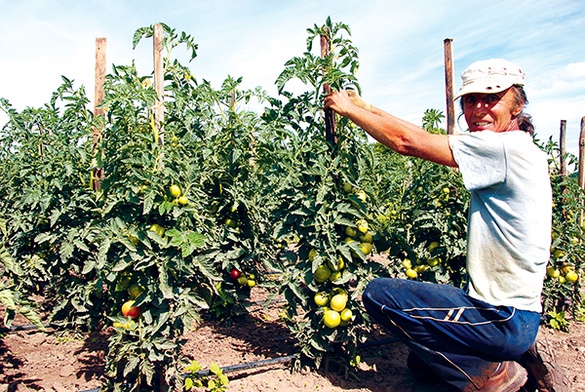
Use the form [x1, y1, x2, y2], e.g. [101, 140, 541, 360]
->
[1, 287, 584, 392]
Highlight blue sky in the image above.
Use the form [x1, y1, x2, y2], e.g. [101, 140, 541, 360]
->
[1, 0, 584, 155]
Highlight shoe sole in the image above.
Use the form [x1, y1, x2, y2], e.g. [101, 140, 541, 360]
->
[520, 338, 571, 392]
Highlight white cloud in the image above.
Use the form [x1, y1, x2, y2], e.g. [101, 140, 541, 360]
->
[566, 61, 585, 78]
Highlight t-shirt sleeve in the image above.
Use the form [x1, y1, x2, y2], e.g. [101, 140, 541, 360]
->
[448, 132, 507, 191]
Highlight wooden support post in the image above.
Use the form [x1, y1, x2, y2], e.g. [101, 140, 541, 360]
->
[93, 38, 107, 141]
[579, 117, 585, 226]
[559, 120, 567, 176]
[579, 117, 585, 189]
[443, 38, 455, 135]
[153, 23, 165, 148]
[320, 30, 337, 149]
[92, 37, 107, 191]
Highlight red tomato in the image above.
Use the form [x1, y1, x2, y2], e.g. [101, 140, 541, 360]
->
[230, 268, 241, 280]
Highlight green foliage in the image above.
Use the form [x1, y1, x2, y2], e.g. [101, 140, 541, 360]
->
[547, 310, 570, 332]
[576, 304, 585, 323]
[183, 361, 229, 392]
[0, 273, 45, 331]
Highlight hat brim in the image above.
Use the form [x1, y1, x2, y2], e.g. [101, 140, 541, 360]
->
[454, 81, 519, 100]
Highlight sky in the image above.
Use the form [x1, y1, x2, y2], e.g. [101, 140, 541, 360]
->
[1, 0, 584, 155]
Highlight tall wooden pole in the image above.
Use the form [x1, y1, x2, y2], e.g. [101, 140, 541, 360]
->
[92, 37, 106, 191]
[579, 117, 585, 189]
[93, 38, 106, 143]
[443, 38, 455, 135]
[320, 29, 337, 148]
[559, 120, 567, 176]
[153, 23, 165, 148]
[577, 117, 585, 227]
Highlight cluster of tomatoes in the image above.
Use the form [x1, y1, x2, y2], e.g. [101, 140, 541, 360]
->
[343, 219, 374, 257]
[547, 260, 580, 284]
[229, 268, 257, 288]
[309, 248, 355, 329]
[169, 184, 189, 206]
[400, 241, 443, 280]
[305, 183, 379, 329]
[313, 287, 353, 328]
[118, 272, 145, 320]
[146, 184, 191, 238]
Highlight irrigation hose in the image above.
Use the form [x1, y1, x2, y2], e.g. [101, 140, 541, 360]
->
[192, 354, 298, 377]
[78, 355, 299, 392]
[75, 338, 401, 392]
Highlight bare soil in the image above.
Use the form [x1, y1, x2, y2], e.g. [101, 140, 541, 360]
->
[1, 288, 584, 392]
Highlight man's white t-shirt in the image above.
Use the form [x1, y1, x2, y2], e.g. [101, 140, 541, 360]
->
[449, 130, 552, 313]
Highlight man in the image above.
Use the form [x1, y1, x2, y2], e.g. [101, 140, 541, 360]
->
[325, 59, 556, 391]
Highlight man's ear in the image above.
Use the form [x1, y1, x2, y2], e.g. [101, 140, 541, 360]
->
[511, 106, 522, 117]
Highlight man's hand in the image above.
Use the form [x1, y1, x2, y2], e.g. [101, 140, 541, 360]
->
[324, 89, 372, 117]
[346, 89, 372, 111]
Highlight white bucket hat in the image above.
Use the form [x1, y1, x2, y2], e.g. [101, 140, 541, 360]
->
[454, 58, 525, 100]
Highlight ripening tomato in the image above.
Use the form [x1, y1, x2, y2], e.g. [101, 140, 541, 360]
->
[356, 219, 369, 234]
[149, 223, 165, 237]
[128, 283, 145, 299]
[230, 268, 241, 280]
[329, 294, 347, 312]
[565, 270, 579, 283]
[121, 300, 140, 319]
[314, 291, 329, 307]
[314, 264, 332, 283]
[340, 308, 353, 322]
[323, 310, 341, 328]
[169, 184, 181, 198]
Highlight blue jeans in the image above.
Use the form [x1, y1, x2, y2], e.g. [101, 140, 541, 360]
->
[362, 278, 540, 391]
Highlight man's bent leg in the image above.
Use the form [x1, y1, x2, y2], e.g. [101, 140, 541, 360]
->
[362, 278, 539, 390]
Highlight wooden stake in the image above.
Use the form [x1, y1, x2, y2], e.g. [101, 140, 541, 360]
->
[579, 117, 585, 189]
[93, 38, 107, 143]
[559, 120, 567, 176]
[92, 37, 107, 191]
[153, 23, 165, 148]
[579, 117, 585, 226]
[320, 30, 337, 148]
[443, 38, 455, 135]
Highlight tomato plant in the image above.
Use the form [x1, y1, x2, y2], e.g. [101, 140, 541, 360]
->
[0, 79, 102, 331]
[94, 24, 279, 389]
[541, 137, 584, 326]
[261, 18, 390, 369]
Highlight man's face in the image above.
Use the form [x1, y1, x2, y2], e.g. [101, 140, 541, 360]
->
[462, 88, 521, 133]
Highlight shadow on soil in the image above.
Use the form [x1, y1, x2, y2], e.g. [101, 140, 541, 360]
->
[186, 298, 457, 392]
